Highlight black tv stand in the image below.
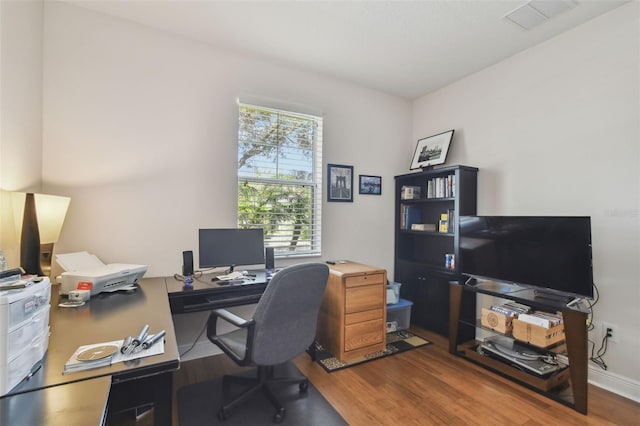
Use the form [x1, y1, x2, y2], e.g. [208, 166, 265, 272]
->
[449, 281, 589, 414]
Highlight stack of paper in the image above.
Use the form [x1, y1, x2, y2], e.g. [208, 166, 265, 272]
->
[63, 337, 165, 374]
[215, 271, 244, 281]
[63, 342, 119, 374]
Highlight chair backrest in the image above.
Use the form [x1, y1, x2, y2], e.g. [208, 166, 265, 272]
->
[250, 262, 329, 366]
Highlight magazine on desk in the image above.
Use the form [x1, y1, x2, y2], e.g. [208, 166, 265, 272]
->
[63, 336, 165, 374]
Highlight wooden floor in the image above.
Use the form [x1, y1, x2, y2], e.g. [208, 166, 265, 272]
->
[172, 327, 640, 425]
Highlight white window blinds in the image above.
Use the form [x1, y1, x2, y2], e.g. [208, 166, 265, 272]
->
[237, 103, 323, 258]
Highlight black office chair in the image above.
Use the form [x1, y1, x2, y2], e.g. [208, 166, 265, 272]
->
[206, 262, 329, 423]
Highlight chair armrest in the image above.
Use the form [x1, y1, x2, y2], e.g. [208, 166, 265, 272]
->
[207, 309, 255, 338]
[207, 308, 256, 366]
[212, 308, 251, 328]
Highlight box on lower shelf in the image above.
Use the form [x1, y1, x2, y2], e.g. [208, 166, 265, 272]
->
[387, 298, 413, 332]
[512, 318, 565, 348]
[480, 308, 514, 334]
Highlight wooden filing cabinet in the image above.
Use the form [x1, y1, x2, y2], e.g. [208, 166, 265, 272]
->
[316, 261, 387, 361]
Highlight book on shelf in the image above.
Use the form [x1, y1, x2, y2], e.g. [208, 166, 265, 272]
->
[400, 185, 421, 200]
[410, 223, 436, 232]
[426, 174, 456, 198]
[439, 212, 448, 233]
[447, 209, 455, 230]
[400, 205, 422, 230]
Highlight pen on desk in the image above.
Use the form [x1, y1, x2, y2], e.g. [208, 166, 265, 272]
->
[135, 330, 166, 352]
[133, 324, 149, 346]
[25, 363, 42, 380]
[121, 336, 133, 354]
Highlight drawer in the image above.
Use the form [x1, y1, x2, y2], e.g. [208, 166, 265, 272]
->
[1, 327, 49, 396]
[0, 279, 51, 333]
[344, 319, 384, 351]
[4, 306, 50, 361]
[345, 308, 384, 326]
[345, 285, 384, 314]
[345, 273, 385, 288]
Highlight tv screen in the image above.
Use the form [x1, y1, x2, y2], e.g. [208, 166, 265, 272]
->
[199, 228, 265, 270]
[459, 216, 593, 299]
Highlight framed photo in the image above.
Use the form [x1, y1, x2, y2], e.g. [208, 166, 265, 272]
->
[359, 175, 382, 195]
[410, 129, 454, 170]
[327, 164, 353, 202]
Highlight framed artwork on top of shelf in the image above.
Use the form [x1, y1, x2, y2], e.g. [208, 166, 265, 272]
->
[327, 163, 353, 202]
[410, 129, 454, 170]
[358, 175, 381, 195]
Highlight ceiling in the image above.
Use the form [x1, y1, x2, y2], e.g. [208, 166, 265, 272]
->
[62, 0, 627, 99]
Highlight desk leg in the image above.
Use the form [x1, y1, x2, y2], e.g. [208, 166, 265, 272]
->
[108, 372, 173, 426]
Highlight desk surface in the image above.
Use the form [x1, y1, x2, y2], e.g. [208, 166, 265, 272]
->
[7, 277, 179, 396]
[2, 278, 180, 424]
[0, 375, 111, 426]
[2, 272, 269, 424]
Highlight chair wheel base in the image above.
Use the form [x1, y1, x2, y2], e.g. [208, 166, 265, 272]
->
[273, 407, 286, 423]
[218, 407, 226, 421]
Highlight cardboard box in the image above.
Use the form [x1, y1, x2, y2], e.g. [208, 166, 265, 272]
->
[512, 318, 565, 348]
[481, 308, 514, 334]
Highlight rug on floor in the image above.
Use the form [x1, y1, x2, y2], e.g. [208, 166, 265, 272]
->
[314, 330, 431, 373]
[177, 362, 347, 426]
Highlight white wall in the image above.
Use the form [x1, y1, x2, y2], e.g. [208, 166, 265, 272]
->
[413, 3, 639, 399]
[0, 0, 44, 267]
[41, 2, 411, 279]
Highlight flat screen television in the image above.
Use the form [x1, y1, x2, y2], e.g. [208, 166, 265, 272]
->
[199, 228, 265, 271]
[459, 216, 594, 300]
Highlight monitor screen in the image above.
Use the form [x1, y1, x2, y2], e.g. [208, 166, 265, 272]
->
[459, 216, 594, 299]
[198, 228, 265, 270]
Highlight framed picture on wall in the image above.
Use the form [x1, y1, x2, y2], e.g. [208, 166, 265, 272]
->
[410, 129, 454, 170]
[327, 164, 353, 202]
[359, 175, 382, 195]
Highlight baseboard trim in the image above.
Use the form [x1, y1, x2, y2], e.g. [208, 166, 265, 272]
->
[589, 364, 640, 403]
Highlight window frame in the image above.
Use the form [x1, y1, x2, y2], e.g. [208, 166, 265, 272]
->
[237, 102, 323, 259]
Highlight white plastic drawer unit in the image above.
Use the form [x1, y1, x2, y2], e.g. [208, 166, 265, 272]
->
[0, 278, 52, 395]
[3, 307, 50, 361]
[0, 278, 51, 333]
[1, 327, 49, 395]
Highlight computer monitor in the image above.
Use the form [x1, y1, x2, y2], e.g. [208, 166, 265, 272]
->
[198, 228, 265, 272]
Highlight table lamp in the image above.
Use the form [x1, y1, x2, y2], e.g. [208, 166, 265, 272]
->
[12, 192, 71, 276]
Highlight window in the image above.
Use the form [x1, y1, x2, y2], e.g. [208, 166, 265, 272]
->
[237, 103, 323, 258]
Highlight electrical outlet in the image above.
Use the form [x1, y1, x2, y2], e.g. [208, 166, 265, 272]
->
[602, 322, 616, 343]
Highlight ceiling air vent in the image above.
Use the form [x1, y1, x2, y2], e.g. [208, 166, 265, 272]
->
[505, 0, 577, 30]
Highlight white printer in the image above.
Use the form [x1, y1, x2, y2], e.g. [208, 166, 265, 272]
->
[56, 251, 147, 296]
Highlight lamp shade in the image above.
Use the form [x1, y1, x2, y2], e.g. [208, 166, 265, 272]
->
[11, 192, 71, 275]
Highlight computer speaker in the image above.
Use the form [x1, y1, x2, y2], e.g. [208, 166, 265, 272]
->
[182, 250, 194, 277]
[265, 247, 275, 270]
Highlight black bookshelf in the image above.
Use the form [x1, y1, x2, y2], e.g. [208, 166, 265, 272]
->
[394, 165, 478, 336]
